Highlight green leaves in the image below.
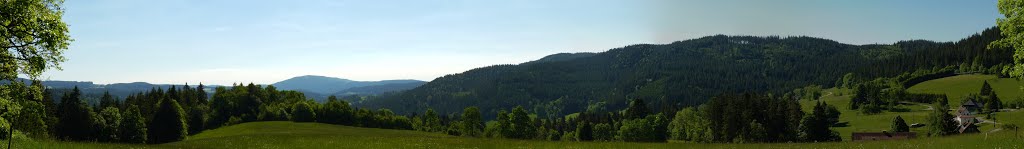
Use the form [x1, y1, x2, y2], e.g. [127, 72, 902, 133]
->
[993, 0, 1024, 78]
[1, 0, 71, 80]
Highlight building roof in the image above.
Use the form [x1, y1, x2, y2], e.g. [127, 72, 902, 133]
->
[962, 99, 983, 107]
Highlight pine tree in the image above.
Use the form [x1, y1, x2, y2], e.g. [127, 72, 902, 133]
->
[99, 91, 116, 109]
[927, 102, 957, 136]
[891, 115, 909, 132]
[55, 86, 97, 141]
[800, 102, 840, 142]
[980, 81, 993, 96]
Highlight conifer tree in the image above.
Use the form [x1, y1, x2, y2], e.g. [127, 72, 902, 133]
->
[891, 115, 909, 132]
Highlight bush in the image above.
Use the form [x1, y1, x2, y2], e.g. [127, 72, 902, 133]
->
[618, 114, 667, 142]
[859, 104, 883, 115]
[592, 123, 614, 141]
[291, 102, 317, 122]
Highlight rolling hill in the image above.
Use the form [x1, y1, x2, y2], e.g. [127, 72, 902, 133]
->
[361, 27, 1012, 118]
[271, 75, 425, 95]
[908, 74, 1024, 105]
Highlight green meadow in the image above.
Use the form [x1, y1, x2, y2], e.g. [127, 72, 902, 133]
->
[5, 121, 1022, 149]
[908, 74, 1024, 105]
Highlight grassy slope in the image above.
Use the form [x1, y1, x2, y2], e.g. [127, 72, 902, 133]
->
[907, 74, 1023, 105]
[802, 75, 1022, 141]
[799, 88, 933, 141]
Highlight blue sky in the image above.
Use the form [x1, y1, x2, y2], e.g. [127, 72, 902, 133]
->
[44, 0, 1001, 85]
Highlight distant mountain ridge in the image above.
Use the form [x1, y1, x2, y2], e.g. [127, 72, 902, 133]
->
[360, 27, 1011, 118]
[271, 75, 425, 95]
[333, 81, 427, 95]
[8, 75, 425, 101]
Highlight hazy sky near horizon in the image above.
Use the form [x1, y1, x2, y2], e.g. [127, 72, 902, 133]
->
[45, 0, 1001, 85]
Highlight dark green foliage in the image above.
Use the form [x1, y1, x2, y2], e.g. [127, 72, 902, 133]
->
[187, 105, 208, 135]
[701, 93, 804, 143]
[99, 91, 119, 109]
[617, 114, 668, 142]
[291, 102, 316, 122]
[488, 110, 510, 138]
[980, 81, 993, 96]
[575, 122, 593, 141]
[362, 28, 1012, 119]
[320, 96, 354, 125]
[799, 102, 842, 142]
[979, 81, 1004, 113]
[927, 102, 958, 136]
[592, 123, 614, 141]
[891, 116, 910, 132]
[96, 107, 122, 142]
[55, 87, 97, 141]
[506, 106, 536, 139]
[148, 98, 187, 144]
[11, 97, 49, 139]
[421, 109, 442, 132]
[624, 99, 650, 120]
[120, 105, 147, 144]
[460, 107, 483, 137]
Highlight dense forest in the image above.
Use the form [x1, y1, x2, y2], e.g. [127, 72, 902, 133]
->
[359, 27, 1014, 119]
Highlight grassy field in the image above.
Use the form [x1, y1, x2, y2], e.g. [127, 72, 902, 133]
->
[799, 88, 936, 141]
[802, 75, 1023, 141]
[6, 121, 1022, 149]
[907, 74, 1024, 105]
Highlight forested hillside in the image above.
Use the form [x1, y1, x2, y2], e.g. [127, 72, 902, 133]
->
[361, 27, 1013, 118]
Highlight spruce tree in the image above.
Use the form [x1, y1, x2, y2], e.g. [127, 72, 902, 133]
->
[148, 98, 187, 144]
[55, 86, 97, 141]
[927, 102, 957, 136]
[980, 81, 993, 96]
[891, 115, 909, 132]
